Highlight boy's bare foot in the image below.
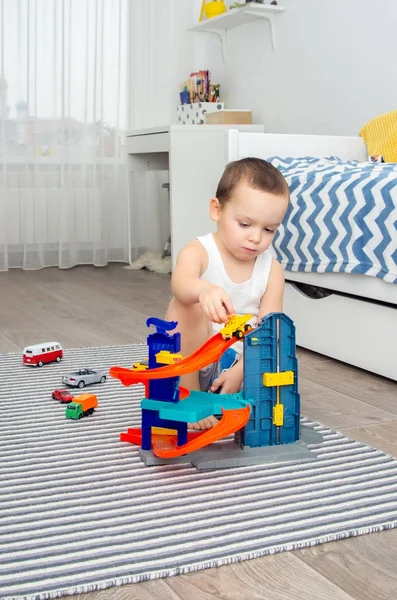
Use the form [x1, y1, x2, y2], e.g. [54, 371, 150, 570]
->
[188, 415, 219, 430]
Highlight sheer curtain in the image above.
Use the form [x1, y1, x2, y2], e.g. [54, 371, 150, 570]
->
[0, 0, 129, 269]
[126, 0, 199, 267]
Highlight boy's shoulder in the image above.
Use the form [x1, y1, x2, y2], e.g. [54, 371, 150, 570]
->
[177, 239, 209, 274]
[180, 238, 207, 257]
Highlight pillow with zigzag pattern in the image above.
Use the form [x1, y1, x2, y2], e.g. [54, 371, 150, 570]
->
[359, 109, 397, 162]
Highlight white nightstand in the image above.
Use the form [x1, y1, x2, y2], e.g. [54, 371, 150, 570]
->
[126, 124, 265, 267]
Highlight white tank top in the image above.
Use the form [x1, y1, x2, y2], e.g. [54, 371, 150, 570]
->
[197, 233, 273, 352]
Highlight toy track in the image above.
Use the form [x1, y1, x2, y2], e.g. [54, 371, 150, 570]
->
[109, 331, 248, 386]
[151, 405, 251, 458]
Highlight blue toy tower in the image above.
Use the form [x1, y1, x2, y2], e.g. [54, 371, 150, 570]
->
[146, 318, 181, 402]
[183, 312, 321, 469]
[237, 312, 300, 449]
[141, 318, 188, 452]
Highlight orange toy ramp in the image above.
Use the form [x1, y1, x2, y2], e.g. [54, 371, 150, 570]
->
[109, 332, 242, 387]
[152, 405, 250, 459]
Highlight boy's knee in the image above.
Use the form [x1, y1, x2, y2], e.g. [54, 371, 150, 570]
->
[168, 297, 204, 320]
[166, 297, 212, 339]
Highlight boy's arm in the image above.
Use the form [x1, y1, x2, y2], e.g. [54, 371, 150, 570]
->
[257, 259, 285, 320]
[170, 243, 207, 305]
[171, 241, 234, 322]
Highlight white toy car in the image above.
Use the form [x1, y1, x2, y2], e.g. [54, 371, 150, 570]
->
[62, 368, 107, 388]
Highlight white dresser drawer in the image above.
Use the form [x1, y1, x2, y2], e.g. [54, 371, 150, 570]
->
[126, 132, 169, 154]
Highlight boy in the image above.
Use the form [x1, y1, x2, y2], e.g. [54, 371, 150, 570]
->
[165, 157, 290, 429]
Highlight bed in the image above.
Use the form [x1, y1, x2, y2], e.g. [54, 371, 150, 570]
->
[225, 131, 397, 381]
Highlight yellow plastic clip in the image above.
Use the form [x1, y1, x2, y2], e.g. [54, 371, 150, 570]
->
[263, 371, 294, 387]
[155, 350, 183, 365]
[273, 403, 284, 426]
[152, 427, 177, 435]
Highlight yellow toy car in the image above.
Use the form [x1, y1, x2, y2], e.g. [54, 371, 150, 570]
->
[132, 359, 148, 372]
[220, 314, 254, 340]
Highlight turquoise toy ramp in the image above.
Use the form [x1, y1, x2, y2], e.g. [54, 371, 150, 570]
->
[141, 390, 249, 423]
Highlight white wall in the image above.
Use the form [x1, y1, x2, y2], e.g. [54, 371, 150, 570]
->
[127, 1, 207, 257]
[128, 0, 204, 129]
[197, 0, 397, 136]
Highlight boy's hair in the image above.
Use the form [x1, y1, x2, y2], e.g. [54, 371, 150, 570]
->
[216, 157, 289, 206]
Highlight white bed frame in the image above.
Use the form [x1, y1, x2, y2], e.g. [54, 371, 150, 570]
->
[172, 130, 397, 381]
[227, 131, 397, 381]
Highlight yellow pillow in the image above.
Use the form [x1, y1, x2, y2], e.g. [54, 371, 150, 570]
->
[359, 109, 397, 162]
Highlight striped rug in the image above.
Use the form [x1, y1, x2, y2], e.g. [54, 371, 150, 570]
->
[1, 345, 396, 600]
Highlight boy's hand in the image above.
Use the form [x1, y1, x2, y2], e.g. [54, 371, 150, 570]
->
[198, 283, 234, 324]
[210, 361, 243, 395]
[188, 361, 243, 430]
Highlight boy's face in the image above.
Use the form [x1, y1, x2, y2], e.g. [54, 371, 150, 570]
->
[210, 180, 289, 262]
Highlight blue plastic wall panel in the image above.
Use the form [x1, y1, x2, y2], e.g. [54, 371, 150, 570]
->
[240, 313, 299, 448]
[147, 329, 181, 403]
[278, 314, 300, 444]
[141, 408, 188, 450]
[241, 316, 278, 448]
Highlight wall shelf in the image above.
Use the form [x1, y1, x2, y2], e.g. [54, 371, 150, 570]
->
[189, 3, 286, 62]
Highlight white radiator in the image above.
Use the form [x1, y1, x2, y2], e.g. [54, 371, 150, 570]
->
[0, 166, 111, 245]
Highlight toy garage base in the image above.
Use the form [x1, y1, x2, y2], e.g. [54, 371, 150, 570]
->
[139, 425, 323, 469]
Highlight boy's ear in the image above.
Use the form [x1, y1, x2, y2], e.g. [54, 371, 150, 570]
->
[209, 197, 221, 222]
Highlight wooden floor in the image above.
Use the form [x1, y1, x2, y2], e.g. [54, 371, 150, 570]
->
[1, 264, 396, 600]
